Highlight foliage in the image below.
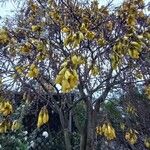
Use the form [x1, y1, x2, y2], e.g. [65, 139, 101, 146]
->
[0, 132, 28, 150]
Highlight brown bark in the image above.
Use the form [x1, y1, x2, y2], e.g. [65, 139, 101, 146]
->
[86, 110, 96, 150]
[59, 109, 72, 150]
[64, 129, 72, 150]
[79, 99, 97, 150]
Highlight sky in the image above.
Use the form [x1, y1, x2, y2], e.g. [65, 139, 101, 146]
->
[0, 0, 149, 21]
[0, 0, 121, 18]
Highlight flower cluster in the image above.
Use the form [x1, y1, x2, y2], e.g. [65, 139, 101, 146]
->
[96, 123, 116, 140]
[37, 106, 49, 128]
[55, 55, 84, 93]
[125, 129, 138, 145]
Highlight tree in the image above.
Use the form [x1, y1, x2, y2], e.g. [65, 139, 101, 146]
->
[0, 0, 150, 150]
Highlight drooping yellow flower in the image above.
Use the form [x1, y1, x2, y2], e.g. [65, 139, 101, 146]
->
[97, 38, 106, 47]
[15, 66, 25, 75]
[96, 126, 103, 135]
[0, 28, 10, 44]
[55, 67, 79, 93]
[69, 69, 79, 89]
[20, 43, 31, 54]
[0, 101, 5, 113]
[111, 54, 120, 70]
[11, 120, 21, 131]
[96, 123, 116, 140]
[55, 74, 63, 84]
[128, 49, 140, 59]
[85, 31, 96, 40]
[103, 123, 116, 140]
[37, 106, 49, 128]
[0, 121, 7, 133]
[126, 15, 137, 26]
[62, 79, 71, 92]
[80, 23, 87, 33]
[144, 138, 150, 149]
[72, 31, 84, 48]
[90, 65, 100, 76]
[36, 41, 46, 52]
[120, 123, 125, 131]
[71, 55, 84, 66]
[31, 25, 41, 32]
[126, 104, 137, 116]
[130, 41, 142, 49]
[27, 64, 39, 78]
[62, 27, 70, 34]
[0, 101, 13, 116]
[145, 85, 150, 99]
[125, 129, 138, 145]
[135, 70, 143, 79]
[106, 21, 113, 31]
[64, 33, 74, 46]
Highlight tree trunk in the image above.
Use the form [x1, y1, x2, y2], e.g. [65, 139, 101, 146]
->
[86, 112, 96, 150]
[59, 110, 72, 150]
[80, 102, 97, 150]
[80, 124, 87, 150]
[64, 128, 72, 150]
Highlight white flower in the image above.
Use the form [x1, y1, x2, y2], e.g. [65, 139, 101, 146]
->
[104, 99, 109, 104]
[104, 141, 108, 145]
[0, 144, 2, 148]
[30, 141, 35, 148]
[23, 131, 28, 135]
[42, 131, 49, 138]
[42, 17, 46, 22]
[122, 115, 125, 118]
[24, 137, 27, 141]
[99, 107, 103, 111]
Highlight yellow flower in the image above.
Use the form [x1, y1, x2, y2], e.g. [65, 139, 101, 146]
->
[64, 33, 74, 46]
[55, 74, 63, 84]
[80, 23, 88, 33]
[103, 123, 116, 140]
[42, 106, 49, 124]
[144, 138, 150, 149]
[106, 21, 113, 31]
[55, 67, 79, 93]
[125, 129, 138, 145]
[11, 120, 21, 131]
[145, 85, 150, 99]
[126, 104, 137, 115]
[0, 101, 13, 116]
[37, 106, 49, 128]
[90, 65, 100, 76]
[0, 122, 6, 133]
[71, 55, 84, 66]
[64, 69, 72, 80]
[85, 31, 96, 40]
[62, 27, 70, 33]
[72, 31, 84, 48]
[96, 126, 103, 135]
[27, 64, 39, 78]
[20, 43, 31, 54]
[111, 54, 120, 70]
[126, 15, 137, 26]
[62, 79, 71, 92]
[128, 49, 140, 59]
[0, 28, 10, 44]
[97, 38, 106, 47]
[120, 123, 125, 131]
[98, 123, 116, 140]
[135, 71, 143, 79]
[31, 25, 41, 32]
